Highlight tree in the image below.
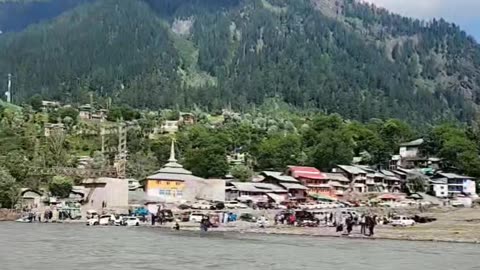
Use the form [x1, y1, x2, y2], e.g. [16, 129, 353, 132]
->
[256, 134, 303, 170]
[151, 136, 173, 165]
[28, 94, 43, 111]
[406, 176, 426, 193]
[230, 164, 254, 182]
[0, 167, 20, 209]
[184, 145, 229, 179]
[48, 176, 73, 198]
[308, 129, 354, 171]
[58, 107, 79, 124]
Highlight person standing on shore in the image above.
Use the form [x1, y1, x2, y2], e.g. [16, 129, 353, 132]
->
[151, 213, 156, 226]
[359, 214, 366, 235]
[346, 215, 353, 235]
[368, 215, 377, 236]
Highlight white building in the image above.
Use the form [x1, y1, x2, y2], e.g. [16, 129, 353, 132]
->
[160, 120, 179, 134]
[430, 180, 449, 198]
[431, 173, 476, 197]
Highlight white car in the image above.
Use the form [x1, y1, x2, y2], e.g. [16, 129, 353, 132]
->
[189, 212, 205, 223]
[86, 218, 99, 226]
[224, 201, 248, 209]
[99, 215, 111, 225]
[192, 201, 213, 210]
[86, 215, 110, 226]
[391, 216, 415, 227]
[123, 216, 140, 226]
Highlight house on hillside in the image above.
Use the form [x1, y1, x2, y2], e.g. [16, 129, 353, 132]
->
[380, 170, 403, 193]
[41, 100, 61, 111]
[160, 120, 179, 134]
[431, 172, 477, 197]
[323, 173, 350, 198]
[429, 179, 449, 198]
[225, 182, 288, 204]
[398, 138, 428, 168]
[79, 104, 93, 120]
[44, 123, 65, 137]
[334, 165, 367, 193]
[260, 171, 308, 200]
[287, 166, 328, 193]
[180, 112, 196, 125]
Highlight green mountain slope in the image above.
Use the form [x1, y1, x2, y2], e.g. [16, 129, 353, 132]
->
[1, 0, 480, 124]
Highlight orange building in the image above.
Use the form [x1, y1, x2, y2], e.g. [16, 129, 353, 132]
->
[144, 140, 204, 203]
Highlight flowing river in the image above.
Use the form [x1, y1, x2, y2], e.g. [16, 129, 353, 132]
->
[0, 222, 478, 270]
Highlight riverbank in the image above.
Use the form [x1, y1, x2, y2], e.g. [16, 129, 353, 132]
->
[7, 207, 480, 244]
[149, 207, 480, 244]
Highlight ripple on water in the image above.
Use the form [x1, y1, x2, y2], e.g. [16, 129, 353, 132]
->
[0, 222, 479, 270]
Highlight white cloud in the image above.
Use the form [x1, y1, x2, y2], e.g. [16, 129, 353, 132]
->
[361, 0, 480, 20]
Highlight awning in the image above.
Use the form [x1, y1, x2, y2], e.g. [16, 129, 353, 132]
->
[266, 193, 286, 203]
[280, 183, 308, 190]
[308, 193, 337, 202]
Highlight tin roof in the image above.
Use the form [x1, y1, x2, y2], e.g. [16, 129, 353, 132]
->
[288, 166, 327, 180]
[229, 182, 287, 193]
[324, 173, 350, 182]
[337, 165, 367, 175]
[400, 138, 424, 147]
[146, 139, 204, 182]
[261, 171, 299, 183]
[436, 172, 475, 179]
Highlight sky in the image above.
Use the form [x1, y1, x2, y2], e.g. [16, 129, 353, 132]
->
[362, 0, 480, 41]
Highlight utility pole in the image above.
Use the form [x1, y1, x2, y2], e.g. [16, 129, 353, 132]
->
[5, 73, 12, 103]
[114, 122, 128, 179]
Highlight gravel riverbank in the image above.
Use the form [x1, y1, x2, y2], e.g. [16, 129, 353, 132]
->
[150, 207, 480, 244]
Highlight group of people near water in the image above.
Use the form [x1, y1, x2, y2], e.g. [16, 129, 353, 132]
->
[20, 209, 57, 223]
[336, 213, 377, 237]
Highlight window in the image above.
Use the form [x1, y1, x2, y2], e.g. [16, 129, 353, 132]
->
[176, 190, 183, 197]
[159, 189, 172, 196]
[440, 186, 444, 189]
[166, 181, 170, 185]
[176, 182, 180, 186]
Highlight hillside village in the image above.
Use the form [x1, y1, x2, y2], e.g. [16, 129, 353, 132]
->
[1, 97, 478, 218]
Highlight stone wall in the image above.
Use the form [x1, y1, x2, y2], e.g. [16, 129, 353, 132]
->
[0, 209, 21, 221]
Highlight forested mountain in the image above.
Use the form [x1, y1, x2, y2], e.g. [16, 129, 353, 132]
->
[1, 0, 480, 124]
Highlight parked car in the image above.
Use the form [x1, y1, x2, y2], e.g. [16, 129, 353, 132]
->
[86, 217, 99, 226]
[158, 209, 174, 222]
[191, 201, 214, 210]
[239, 213, 257, 222]
[98, 215, 111, 225]
[189, 212, 205, 223]
[86, 210, 98, 219]
[224, 201, 248, 209]
[112, 215, 127, 226]
[124, 216, 140, 226]
[391, 216, 415, 227]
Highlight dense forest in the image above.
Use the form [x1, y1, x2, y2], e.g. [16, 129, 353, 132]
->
[0, 0, 480, 125]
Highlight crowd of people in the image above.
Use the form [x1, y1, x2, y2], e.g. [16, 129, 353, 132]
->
[341, 213, 378, 236]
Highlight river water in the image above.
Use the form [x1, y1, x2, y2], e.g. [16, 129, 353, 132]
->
[0, 222, 479, 270]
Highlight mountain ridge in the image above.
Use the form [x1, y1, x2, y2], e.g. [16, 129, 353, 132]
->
[0, 0, 479, 125]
